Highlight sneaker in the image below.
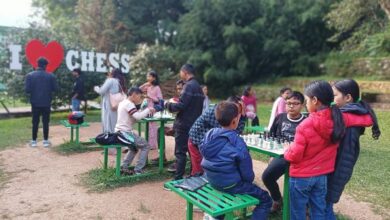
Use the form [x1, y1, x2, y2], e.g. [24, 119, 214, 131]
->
[43, 140, 51, 148]
[167, 163, 177, 173]
[150, 157, 167, 165]
[120, 167, 134, 176]
[134, 169, 145, 175]
[30, 140, 37, 148]
[203, 213, 218, 220]
[270, 199, 282, 213]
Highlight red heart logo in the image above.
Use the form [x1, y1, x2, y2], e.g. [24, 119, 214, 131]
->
[25, 39, 64, 73]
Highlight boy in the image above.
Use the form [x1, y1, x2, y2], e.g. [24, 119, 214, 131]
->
[262, 91, 307, 212]
[200, 101, 272, 220]
[115, 87, 156, 175]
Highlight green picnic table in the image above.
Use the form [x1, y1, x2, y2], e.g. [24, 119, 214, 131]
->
[137, 116, 175, 173]
[247, 145, 290, 220]
[164, 179, 259, 220]
[60, 120, 90, 145]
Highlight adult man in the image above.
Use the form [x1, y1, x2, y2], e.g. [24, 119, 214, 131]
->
[25, 57, 58, 147]
[165, 64, 204, 180]
[71, 68, 85, 111]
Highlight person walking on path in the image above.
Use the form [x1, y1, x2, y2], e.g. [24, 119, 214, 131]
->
[25, 57, 58, 148]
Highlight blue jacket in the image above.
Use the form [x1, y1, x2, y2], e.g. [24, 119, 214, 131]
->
[200, 128, 254, 189]
[327, 103, 369, 203]
[25, 68, 58, 107]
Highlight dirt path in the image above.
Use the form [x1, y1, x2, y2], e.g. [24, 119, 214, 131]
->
[0, 123, 386, 219]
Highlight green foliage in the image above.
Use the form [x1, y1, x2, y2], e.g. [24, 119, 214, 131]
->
[129, 44, 185, 86]
[176, 0, 334, 96]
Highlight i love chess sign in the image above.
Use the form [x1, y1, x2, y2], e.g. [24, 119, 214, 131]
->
[7, 39, 130, 73]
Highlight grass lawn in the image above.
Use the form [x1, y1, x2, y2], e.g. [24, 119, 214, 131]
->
[0, 109, 101, 150]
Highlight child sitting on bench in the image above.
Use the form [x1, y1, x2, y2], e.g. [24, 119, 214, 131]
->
[199, 101, 272, 220]
[115, 87, 156, 175]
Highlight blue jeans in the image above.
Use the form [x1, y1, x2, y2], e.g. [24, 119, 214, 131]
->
[325, 202, 337, 220]
[289, 175, 327, 220]
[217, 181, 272, 220]
[71, 98, 81, 111]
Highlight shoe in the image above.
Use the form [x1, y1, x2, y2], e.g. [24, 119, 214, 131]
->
[134, 169, 145, 175]
[167, 163, 177, 173]
[270, 199, 282, 213]
[43, 140, 51, 148]
[203, 213, 218, 220]
[120, 167, 134, 176]
[193, 206, 203, 213]
[150, 157, 167, 165]
[30, 140, 37, 148]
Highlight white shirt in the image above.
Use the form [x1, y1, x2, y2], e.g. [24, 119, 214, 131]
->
[115, 99, 150, 132]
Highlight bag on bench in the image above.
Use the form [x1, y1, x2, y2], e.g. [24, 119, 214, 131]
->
[95, 131, 137, 151]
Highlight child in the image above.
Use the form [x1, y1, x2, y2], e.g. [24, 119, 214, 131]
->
[201, 85, 210, 113]
[115, 87, 156, 175]
[140, 71, 163, 150]
[268, 87, 292, 130]
[200, 101, 272, 220]
[326, 79, 381, 219]
[241, 86, 259, 126]
[284, 80, 373, 220]
[188, 96, 246, 176]
[262, 91, 306, 213]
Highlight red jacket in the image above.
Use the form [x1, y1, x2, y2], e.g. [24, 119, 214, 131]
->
[284, 108, 373, 178]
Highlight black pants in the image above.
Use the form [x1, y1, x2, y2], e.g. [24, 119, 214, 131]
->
[174, 129, 189, 180]
[32, 106, 51, 141]
[261, 157, 288, 201]
[252, 116, 259, 126]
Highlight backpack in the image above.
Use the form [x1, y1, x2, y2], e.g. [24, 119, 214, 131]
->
[95, 133, 119, 145]
[95, 131, 137, 151]
[68, 111, 85, 125]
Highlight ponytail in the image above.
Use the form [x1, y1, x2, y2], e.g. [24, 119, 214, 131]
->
[331, 105, 346, 143]
[359, 100, 381, 139]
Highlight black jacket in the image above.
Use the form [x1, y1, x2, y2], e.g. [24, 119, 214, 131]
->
[25, 68, 58, 107]
[72, 76, 85, 100]
[167, 78, 204, 131]
[326, 103, 368, 203]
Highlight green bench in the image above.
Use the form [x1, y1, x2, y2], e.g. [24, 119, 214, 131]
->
[90, 138, 123, 177]
[60, 120, 90, 145]
[164, 180, 259, 220]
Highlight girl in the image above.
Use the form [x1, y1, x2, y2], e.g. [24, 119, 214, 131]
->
[140, 71, 163, 150]
[326, 79, 381, 219]
[284, 80, 373, 220]
[94, 68, 127, 155]
[241, 86, 259, 126]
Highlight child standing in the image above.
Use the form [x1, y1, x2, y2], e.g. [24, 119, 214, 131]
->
[140, 71, 163, 150]
[284, 80, 373, 220]
[242, 86, 259, 126]
[200, 101, 272, 220]
[268, 87, 292, 130]
[262, 91, 306, 213]
[115, 87, 156, 175]
[326, 79, 381, 219]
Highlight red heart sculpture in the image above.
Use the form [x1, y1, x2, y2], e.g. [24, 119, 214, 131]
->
[25, 39, 64, 73]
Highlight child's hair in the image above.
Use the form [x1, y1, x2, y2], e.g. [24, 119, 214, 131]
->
[287, 91, 304, 103]
[201, 84, 207, 89]
[127, 87, 143, 96]
[226, 95, 242, 104]
[333, 79, 381, 139]
[148, 70, 160, 86]
[72, 68, 82, 75]
[215, 101, 239, 126]
[280, 87, 292, 95]
[243, 86, 252, 97]
[304, 80, 345, 143]
[176, 79, 185, 86]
